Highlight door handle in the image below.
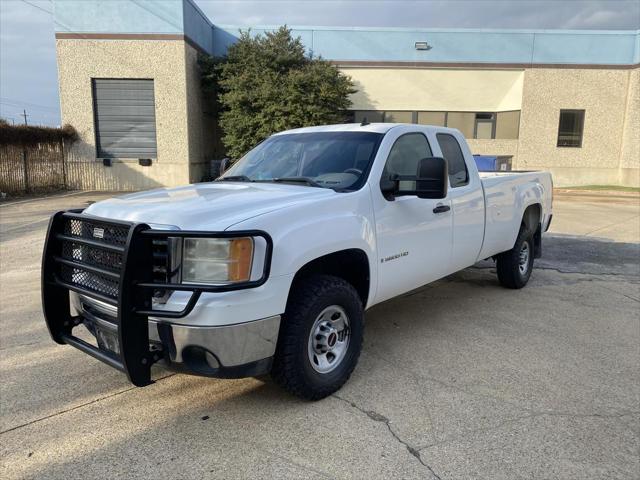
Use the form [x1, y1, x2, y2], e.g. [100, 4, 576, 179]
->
[433, 205, 450, 214]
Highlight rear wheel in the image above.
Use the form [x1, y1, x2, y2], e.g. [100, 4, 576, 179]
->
[271, 274, 364, 400]
[496, 226, 534, 289]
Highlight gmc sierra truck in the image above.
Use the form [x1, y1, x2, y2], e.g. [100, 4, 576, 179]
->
[41, 123, 553, 400]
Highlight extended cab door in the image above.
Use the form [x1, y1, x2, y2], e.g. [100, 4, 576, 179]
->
[371, 129, 453, 304]
[434, 131, 485, 272]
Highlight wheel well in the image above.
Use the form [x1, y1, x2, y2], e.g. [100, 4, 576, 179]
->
[522, 203, 542, 258]
[291, 249, 370, 306]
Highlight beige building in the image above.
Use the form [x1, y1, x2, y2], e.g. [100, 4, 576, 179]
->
[345, 66, 639, 186]
[57, 37, 214, 191]
[53, 0, 639, 189]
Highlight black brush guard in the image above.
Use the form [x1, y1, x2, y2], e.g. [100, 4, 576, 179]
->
[41, 210, 272, 386]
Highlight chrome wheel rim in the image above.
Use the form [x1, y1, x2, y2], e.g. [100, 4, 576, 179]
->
[519, 241, 530, 275]
[307, 305, 351, 374]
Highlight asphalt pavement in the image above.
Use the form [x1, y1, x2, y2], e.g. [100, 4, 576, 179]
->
[1, 190, 638, 479]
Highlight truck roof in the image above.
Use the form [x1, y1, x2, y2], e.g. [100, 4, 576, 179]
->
[274, 123, 403, 135]
[273, 123, 458, 136]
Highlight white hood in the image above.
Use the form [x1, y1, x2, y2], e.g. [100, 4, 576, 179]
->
[84, 182, 335, 231]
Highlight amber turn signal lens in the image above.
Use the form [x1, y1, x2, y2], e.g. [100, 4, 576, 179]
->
[229, 237, 254, 282]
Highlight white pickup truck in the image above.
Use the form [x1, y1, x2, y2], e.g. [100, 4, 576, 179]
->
[42, 123, 552, 399]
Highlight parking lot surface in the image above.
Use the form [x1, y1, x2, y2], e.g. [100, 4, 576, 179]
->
[1, 190, 639, 479]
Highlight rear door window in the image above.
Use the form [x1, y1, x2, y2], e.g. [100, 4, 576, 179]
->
[436, 133, 469, 188]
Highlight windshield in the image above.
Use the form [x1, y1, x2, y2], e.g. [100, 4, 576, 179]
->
[219, 132, 384, 191]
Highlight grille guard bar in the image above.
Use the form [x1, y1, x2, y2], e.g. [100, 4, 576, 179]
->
[41, 209, 273, 386]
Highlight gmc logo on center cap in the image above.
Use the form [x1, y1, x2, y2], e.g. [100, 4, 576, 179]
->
[93, 227, 105, 239]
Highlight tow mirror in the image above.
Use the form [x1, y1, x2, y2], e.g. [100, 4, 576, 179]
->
[414, 156, 448, 199]
[219, 157, 231, 175]
[381, 157, 448, 200]
[380, 176, 398, 198]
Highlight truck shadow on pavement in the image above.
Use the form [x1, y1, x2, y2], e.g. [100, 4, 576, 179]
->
[478, 233, 640, 278]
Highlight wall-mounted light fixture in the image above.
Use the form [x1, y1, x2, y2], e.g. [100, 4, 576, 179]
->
[415, 41, 432, 51]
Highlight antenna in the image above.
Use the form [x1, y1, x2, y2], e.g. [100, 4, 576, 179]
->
[360, 117, 369, 126]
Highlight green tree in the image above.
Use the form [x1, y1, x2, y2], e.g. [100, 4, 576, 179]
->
[200, 26, 356, 159]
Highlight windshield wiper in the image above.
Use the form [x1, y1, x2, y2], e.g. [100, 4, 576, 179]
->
[216, 175, 253, 182]
[219, 175, 322, 187]
[269, 177, 322, 188]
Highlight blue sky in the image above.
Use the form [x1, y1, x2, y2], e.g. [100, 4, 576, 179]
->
[1, 0, 639, 126]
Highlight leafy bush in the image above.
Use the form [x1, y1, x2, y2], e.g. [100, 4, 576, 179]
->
[0, 121, 78, 146]
[200, 26, 356, 159]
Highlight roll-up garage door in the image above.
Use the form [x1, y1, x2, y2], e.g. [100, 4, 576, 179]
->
[92, 79, 158, 158]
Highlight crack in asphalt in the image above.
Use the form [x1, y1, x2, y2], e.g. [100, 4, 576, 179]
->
[251, 445, 337, 480]
[0, 374, 176, 435]
[417, 410, 640, 451]
[370, 351, 534, 416]
[583, 215, 640, 237]
[367, 351, 640, 447]
[0, 340, 47, 351]
[470, 265, 640, 281]
[333, 394, 442, 480]
[593, 282, 640, 303]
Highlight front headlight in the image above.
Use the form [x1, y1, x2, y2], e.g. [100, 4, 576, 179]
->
[182, 237, 254, 284]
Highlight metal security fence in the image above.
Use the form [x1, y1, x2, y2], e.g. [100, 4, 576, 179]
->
[0, 142, 67, 195]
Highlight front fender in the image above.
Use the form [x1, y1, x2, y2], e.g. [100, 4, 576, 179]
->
[229, 189, 378, 304]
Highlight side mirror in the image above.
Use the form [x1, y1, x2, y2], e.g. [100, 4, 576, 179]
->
[219, 157, 231, 175]
[381, 157, 448, 200]
[414, 156, 448, 199]
[380, 175, 399, 199]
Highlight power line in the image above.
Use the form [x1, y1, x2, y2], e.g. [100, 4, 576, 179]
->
[0, 98, 59, 112]
[0, 106, 58, 116]
[19, 0, 53, 15]
[23, 0, 202, 72]
[130, 0, 182, 31]
[43, 2, 187, 74]
[15, 0, 204, 128]
[0, 106, 59, 122]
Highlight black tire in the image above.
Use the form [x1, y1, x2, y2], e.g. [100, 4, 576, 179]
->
[271, 274, 364, 400]
[496, 226, 535, 289]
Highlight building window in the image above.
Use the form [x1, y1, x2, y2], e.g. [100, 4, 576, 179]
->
[383, 111, 413, 123]
[92, 79, 158, 159]
[446, 112, 475, 138]
[496, 111, 520, 140]
[557, 109, 585, 148]
[354, 110, 384, 123]
[474, 113, 495, 139]
[417, 111, 446, 126]
[436, 133, 468, 188]
[353, 110, 415, 124]
[350, 110, 521, 140]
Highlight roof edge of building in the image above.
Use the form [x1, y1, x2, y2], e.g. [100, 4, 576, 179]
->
[54, 32, 209, 55]
[333, 60, 640, 69]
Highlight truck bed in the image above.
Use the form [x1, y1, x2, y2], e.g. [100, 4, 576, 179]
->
[478, 170, 553, 260]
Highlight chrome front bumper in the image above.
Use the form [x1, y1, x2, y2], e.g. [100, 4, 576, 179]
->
[148, 315, 280, 377]
[74, 293, 281, 378]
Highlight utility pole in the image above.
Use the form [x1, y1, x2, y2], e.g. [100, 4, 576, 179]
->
[20, 109, 30, 192]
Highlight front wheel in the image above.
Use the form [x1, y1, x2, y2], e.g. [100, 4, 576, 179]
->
[496, 227, 535, 289]
[271, 274, 364, 400]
